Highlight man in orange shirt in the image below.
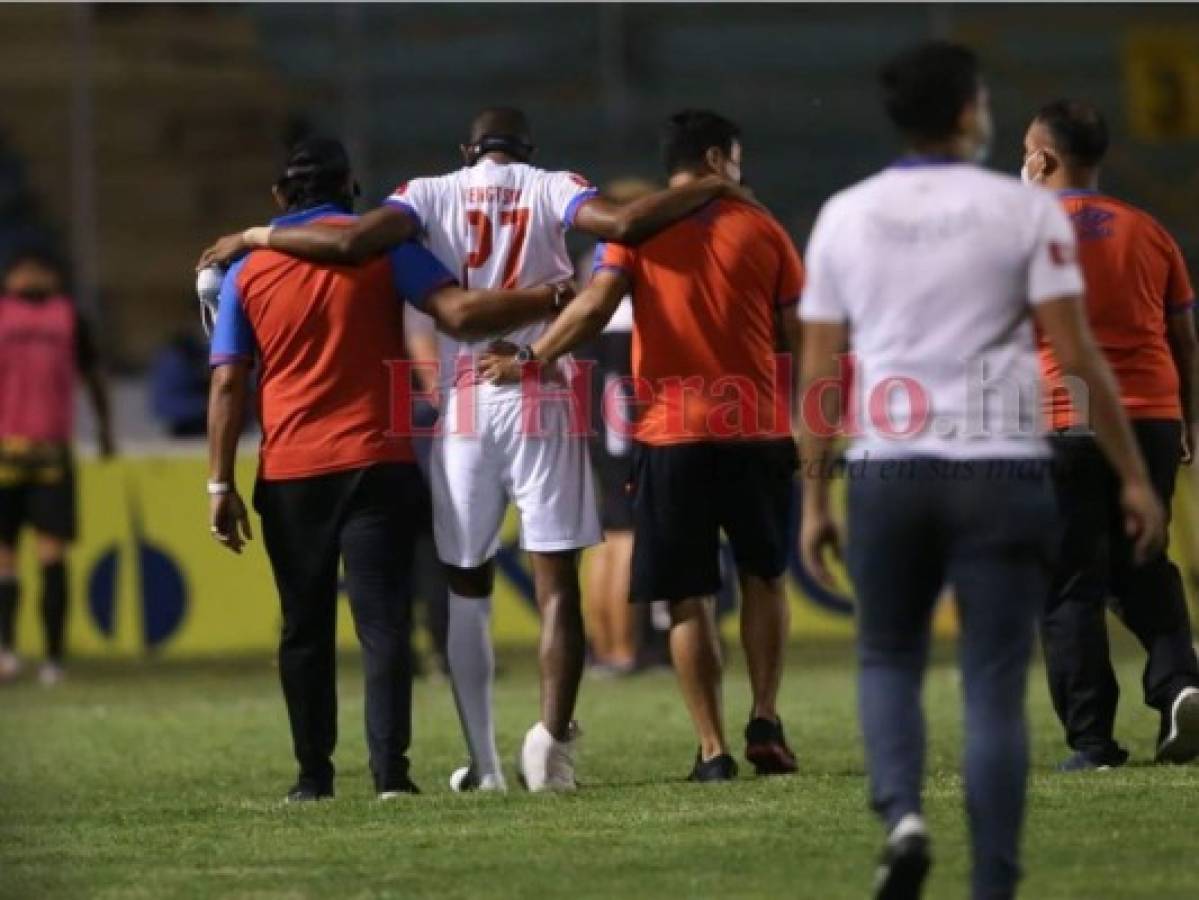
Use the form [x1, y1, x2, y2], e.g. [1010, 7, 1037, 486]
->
[1025, 99, 1199, 768]
[481, 111, 804, 781]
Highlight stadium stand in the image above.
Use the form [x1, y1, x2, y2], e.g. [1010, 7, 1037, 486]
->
[0, 2, 1195, 372]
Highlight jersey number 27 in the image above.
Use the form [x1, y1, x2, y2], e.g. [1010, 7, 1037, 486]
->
[464, 208, 531, 289]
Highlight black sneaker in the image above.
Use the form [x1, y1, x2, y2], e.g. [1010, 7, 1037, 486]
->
[377, 777, 421, 799]
[1056, 745, 1129, 772]
[745, 717, 798, 775]
[285, 782, 334, 803]
[686, 750, 739, 782]
[874, 815, 931, 900]
[1156, 686, 1199, 764]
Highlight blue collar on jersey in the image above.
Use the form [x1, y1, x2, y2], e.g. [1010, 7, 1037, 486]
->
[270, 203, 352, 227]
[1056, 188, 1101, 198]
[891, 154, 967, 169]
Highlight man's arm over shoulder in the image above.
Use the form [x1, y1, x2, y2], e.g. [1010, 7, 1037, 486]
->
[561, 171, 731, 245]
[196, 180, 431, 270]
[263, 204, 418, 265]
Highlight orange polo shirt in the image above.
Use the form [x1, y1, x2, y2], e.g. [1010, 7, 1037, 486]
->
[1039, 191, 1194, 429]
[595, 198, 804, 445]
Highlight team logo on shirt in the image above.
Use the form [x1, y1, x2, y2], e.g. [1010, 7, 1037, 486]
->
[1070, 206, 1115, 240]
[1048, 240, 1076, 266]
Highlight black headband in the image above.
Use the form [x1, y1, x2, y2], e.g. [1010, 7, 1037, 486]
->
[470, 134, 535, 162]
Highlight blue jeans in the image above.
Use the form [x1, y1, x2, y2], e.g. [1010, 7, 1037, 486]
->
[846, 457, 1057, 900]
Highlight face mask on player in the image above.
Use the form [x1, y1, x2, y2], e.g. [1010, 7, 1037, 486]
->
[13, 287, 53, 302]
[1020, 151, 1046, 184]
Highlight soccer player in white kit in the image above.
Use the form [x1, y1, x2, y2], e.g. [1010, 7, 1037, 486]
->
[199, 109, 738, 791]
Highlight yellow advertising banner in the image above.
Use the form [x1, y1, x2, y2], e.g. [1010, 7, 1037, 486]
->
[8, 457, 1198, 658]
[1123, 28, 1199, 141]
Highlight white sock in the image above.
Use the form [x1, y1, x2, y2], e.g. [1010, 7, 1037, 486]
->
[447, 592, 500, 778]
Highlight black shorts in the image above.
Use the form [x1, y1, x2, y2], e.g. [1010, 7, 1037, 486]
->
[594, 452, 633, 532]
[589, 329, 635, 532]
[630, 438, 797, 602]
[0, 443, 78, 543]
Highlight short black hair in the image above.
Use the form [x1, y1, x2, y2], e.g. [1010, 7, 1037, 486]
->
[661, 110, 741, 175]
[879, 41, 981, 142]
[1034, 99, 1109, 167]
[275, 136, 354, 212]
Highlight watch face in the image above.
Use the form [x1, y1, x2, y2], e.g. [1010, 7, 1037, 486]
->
[516, 347, 533, 363]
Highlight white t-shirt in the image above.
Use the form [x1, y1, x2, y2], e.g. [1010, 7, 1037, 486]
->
[800, 161, 1085, 460]
[386, 158, 597, 402]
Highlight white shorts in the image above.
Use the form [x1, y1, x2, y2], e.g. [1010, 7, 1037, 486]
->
[430, 389, 602, 568]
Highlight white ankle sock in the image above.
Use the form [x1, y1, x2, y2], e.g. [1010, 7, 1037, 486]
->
[447, 592, 500, 778]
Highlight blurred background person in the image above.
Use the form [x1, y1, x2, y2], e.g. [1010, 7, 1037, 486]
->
[799, 43, 1163, 897]
[1025, 99, 1199, 769]
[148, 321, 210, 438]
[0, 247, 115, 685]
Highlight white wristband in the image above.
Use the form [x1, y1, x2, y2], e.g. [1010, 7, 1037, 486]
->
[243, 226, 272, 248]
[207, 481, 232, 495]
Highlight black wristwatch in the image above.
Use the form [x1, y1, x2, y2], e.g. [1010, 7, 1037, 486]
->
[515, 344, 538, 365]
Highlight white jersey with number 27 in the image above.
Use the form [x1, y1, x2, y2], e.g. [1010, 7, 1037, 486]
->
[385, 158, 597, 401]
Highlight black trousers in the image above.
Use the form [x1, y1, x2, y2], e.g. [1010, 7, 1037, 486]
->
[848, 457, 1057, 900]
[254, 462, 423, 793]
[1041, 419, 1199, 754]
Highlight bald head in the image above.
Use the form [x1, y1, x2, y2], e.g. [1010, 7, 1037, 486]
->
[462, 108, 535, 166]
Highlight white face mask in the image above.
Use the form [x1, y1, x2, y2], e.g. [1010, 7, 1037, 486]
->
[1020, 151, 1044, 184]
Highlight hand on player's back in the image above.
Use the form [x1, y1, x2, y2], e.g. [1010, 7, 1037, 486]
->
[477, 341, 523, 385]
[197, 233, 251, 271]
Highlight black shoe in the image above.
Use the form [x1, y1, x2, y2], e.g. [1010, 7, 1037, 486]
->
[378, 777, 421, 799]
[1056, 745, 1129, 772]
[874, 816, 931, 900]
[745, 716, 798, 775]
[1156, 686, 1199, 764]
[285, 782, 334, 803]
[686, 750, 739, 782]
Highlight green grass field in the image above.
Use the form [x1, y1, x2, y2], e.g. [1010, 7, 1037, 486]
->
[2, 640, 1197, 899]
